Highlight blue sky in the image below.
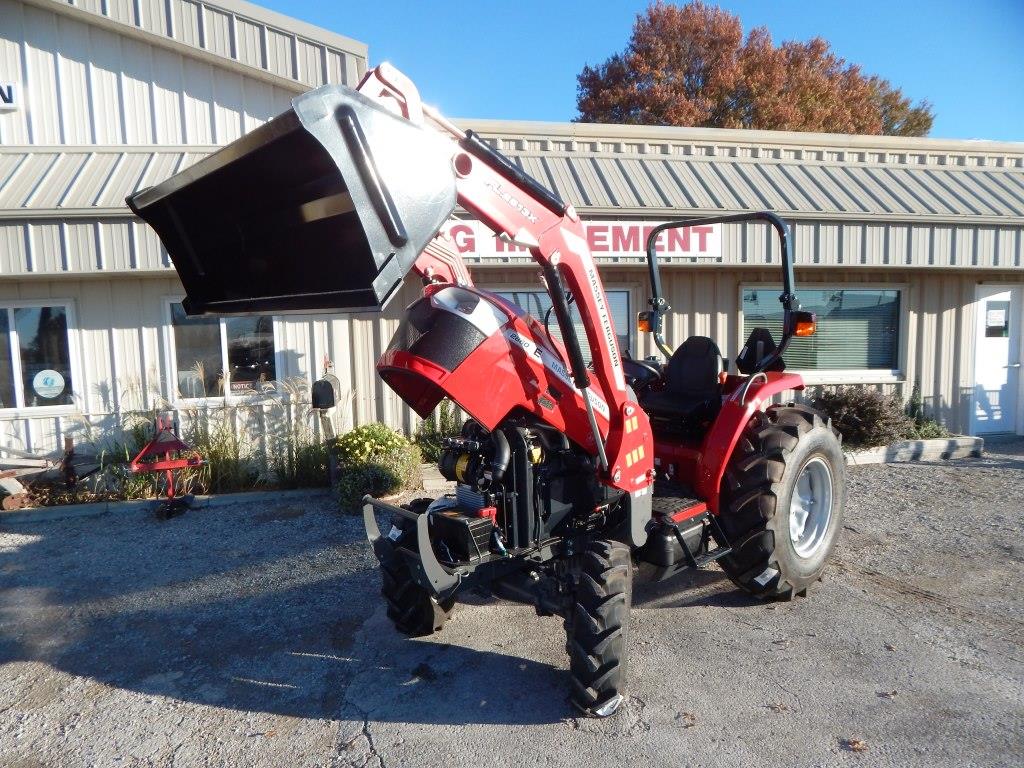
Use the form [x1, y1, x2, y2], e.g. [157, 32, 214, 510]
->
[261, 0, 1023, 141]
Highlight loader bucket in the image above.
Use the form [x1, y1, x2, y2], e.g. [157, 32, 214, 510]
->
[127, 85, 458, 315]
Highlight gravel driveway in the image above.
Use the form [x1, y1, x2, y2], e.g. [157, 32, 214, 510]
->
[1, 440, 1022, 767]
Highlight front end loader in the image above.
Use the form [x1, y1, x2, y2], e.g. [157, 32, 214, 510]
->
[128, 63, 846, 718]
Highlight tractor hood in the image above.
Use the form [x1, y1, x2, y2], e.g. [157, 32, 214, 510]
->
[126, 84, 458, 316]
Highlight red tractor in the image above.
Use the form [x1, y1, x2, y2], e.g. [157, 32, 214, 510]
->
[128, 64, 846, 717]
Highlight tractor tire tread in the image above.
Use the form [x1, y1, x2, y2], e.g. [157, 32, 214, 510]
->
[564, 538, 631, 716]
[380, 556, 452, 637]
[716, 404, 844, 600]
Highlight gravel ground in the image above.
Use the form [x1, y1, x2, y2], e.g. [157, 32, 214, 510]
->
[1, 440, 1022, 767]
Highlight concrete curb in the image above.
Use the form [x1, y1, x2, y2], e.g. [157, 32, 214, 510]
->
[420, 463, 452, 494]
[846, 436, 984, 466]
[0, 487, 334, 526]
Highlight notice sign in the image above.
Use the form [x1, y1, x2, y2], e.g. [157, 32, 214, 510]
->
[32, 369, 65, 399]
[440, 219, 722, 261]
[985, 303, 1009, 338]
[0, 83, 17, 112]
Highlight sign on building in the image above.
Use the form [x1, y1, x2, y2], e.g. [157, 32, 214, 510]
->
[440, 220, 722, 261]
[0, 83, 17, 112]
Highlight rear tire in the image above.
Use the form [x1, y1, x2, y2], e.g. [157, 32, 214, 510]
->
[565, 539, 632, 717]
[717, 404, 845, 599]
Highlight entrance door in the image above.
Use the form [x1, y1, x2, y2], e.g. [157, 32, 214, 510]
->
[972, 286, 1021, 434]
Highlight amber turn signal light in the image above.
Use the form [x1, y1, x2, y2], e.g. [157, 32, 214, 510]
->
[637, 311, 652, 333]
[792, 310, 817, 337]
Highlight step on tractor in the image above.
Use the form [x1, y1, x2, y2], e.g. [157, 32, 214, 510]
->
[128, 63, 846, 718]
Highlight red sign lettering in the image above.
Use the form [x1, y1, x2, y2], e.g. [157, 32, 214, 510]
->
[449, 224, 475, 253]
[586, 225, 609, 252]
[441, 220, 721, 260]
[611, 226, 639, 252]
[691, 225, 713, 252]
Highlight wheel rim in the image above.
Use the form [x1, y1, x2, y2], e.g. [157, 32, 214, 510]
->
[789, 456, 834, 558]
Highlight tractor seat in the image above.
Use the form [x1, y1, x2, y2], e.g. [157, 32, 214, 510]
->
[642, 336, 724, 427]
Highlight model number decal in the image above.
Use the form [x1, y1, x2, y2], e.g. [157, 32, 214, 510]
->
[504, 329, 610, 420]
[486, 182, 539, 224]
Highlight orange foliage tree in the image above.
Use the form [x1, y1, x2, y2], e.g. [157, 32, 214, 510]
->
[576, 1, 933, 136]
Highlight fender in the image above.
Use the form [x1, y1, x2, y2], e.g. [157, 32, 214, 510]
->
[694, 372, 806, 514]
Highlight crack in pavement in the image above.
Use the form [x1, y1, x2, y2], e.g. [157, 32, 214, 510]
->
[334, 606, 392, 768]
[338, 709, 385, 768]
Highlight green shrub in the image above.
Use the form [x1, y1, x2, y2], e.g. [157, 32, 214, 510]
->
[334, 424, 422, 511]
[30, 415, 170, 505]
[904, 382, 951, 440]
[908, 419, 951, 440]
[810, 387, 914, 449]
[97, 443, 162, 500]
[271, 441, 330, 489]
[414, 399, 464, 463]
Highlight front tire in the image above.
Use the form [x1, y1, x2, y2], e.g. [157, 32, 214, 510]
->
[565, 539, 632, 717]
[717, 404, 846, 599]
[380, 498, 455, 636]
[380, 556, 454, 636]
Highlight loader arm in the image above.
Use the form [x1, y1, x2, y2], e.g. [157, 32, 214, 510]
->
[356, 65, 651, 493]
[127, 63, 652, 496]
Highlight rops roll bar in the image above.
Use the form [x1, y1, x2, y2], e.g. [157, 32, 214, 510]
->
[643, 211, 808, 374]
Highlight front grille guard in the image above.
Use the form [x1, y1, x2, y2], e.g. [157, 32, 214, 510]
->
[362, 495, 462, 597]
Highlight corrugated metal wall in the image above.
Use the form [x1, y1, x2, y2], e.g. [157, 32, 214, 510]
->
[1, 266, 1019, 454]
[602, 265, 1002, 432]
[31, 0, 368, 88]
[1, 211, 1022, 278]
[0, 0, 306, 145]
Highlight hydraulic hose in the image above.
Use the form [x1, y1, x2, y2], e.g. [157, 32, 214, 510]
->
[540, 263, 609, 472]
[490, 429, 511, 483]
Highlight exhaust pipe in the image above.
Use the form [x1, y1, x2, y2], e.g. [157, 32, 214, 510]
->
[127, 84, 458, 316]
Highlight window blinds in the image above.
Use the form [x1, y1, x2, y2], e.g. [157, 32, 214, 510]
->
[742, 288, 900, 371]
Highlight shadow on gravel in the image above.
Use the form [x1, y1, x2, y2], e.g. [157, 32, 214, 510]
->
[632, 566, 762, 609]
[0, 511, 569, 726]
[969, 458, 1024, 470]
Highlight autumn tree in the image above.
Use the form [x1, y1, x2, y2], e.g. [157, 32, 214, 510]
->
[576, 1, 934, 136]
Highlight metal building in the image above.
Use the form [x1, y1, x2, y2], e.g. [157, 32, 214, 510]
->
[1, 0, 1022, 459]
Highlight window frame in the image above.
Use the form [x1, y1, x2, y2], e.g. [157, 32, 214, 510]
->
[162, 297, 284, 404]
[737, 282, 909, 385]
[484, 284, 637, 362]
[0, 298, 83, 416]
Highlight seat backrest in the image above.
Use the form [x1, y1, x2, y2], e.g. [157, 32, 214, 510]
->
[736, 327, 785, 374]
[664, 336, 723, 396]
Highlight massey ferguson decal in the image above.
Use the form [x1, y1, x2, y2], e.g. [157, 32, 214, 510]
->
[558, 228, 627, 394]
[443, 219, 721, 260]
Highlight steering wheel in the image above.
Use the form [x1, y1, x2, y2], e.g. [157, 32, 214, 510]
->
[631, 359, 662, 379]
[623, 357, 663, 390]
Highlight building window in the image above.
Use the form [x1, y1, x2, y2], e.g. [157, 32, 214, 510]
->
[742, 288, 901, 371]
[0, 305, 75, 409]
[493, 289, 632, 361]
[169, 302, 277, 398]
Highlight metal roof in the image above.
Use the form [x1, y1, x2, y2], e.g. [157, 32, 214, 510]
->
[3, 126, 1023, 226]
[27, 0, 367, 91]
[462, 120, 1024, 227]
[0, 147, 209, 218]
